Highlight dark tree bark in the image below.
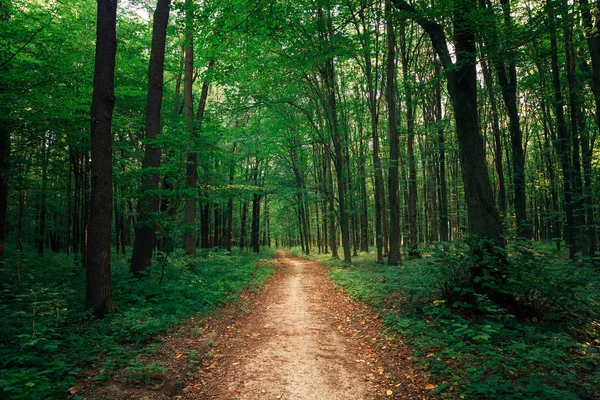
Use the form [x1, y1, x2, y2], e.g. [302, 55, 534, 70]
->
[251, 159, 262, 253]
[0, 4, 9, 264]
[325, 147, 339, 259]
[225, 142, 236, 253]
[400, 23, 418, 254]
[391, 0, 504, 246]
[547, 0, 579, 258]
[392, 0, 516, 309]
[86, 0, 117, 317]
[183, 0, 196, 257]
[0, 109, 7, 264]
[38, 134, 48, 256]
[358, 137, 369, 252]
[434, 53, 449, 245]
[130, 0, 171, 278]
[385, 0, 402, 265]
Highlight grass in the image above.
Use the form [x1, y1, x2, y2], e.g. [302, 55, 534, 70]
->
[0, 245, 277, 400]
[293, 243, 600, 399]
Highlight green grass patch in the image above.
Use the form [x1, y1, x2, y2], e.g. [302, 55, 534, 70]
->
[321, 244, 600, 399]
[0, 245, 277, 399]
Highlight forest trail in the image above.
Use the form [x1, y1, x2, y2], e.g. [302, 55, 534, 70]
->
[184, 252, 430, 399]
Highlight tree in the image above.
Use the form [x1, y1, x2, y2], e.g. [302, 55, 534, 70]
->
[183, 0, 196, 257]
[391, 0, 513, 307]
[86, 0, 117, 316]
[385, 0, 402, 265]
[130, 0, 171, 278]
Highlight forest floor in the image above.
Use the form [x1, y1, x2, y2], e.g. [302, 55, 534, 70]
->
[81, 251, 432, 399]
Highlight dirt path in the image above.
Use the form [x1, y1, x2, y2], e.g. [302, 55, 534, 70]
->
[184, 252, 430, 399]
[80, 251, 430, 399]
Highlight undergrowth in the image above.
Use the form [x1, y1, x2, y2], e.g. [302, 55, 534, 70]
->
[317, 242, 600, 399]
[0, 245, 276, 399]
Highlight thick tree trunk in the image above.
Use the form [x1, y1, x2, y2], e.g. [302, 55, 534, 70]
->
[87, 0, 117, 317]
[130, 0, 171, 277]
[386, 0, 402, 265]
[392, 0, 515, 309]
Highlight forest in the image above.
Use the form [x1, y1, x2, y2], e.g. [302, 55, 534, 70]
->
[0, 0, 599, 398]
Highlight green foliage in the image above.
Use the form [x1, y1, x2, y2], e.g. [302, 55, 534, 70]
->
[325, 244, 600, 399]
[0, 246, 276, 399]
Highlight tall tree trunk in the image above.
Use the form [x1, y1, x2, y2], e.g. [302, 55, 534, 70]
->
[226, 142, 236, 252]
[183, 0, 197, 257]
[366, 31, 385, 262]
[547, 0, 579, 257]
[240, 199, 248, 250]
[251, 160, 262, 253]
[87, 0, 117, 316]
[130, 0, 171, 277]
[70, 147, 81, 256]
[358, 137, 369, 252]
[325, 147, 339, 259]
[400, 23, 418, 254]
[318, 8, 351, 263]
[434, 53, 449, 245]
[487, 0, 530, 239]
[0, 116, 7, 264]
[38, 134, 48, 256]
[385, 0, 402, 265]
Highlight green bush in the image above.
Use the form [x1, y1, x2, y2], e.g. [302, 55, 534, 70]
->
[0, 245, 276, 399]
[325, 242, 600, 399]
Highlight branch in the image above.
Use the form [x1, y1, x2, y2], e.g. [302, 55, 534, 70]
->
[390, 0, 454, 69]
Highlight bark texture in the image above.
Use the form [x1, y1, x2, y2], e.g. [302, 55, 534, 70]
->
[130, 0, 171, 277]
[87, 0, 117, 317]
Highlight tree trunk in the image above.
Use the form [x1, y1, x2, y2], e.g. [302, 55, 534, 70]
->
[86, 0, 117, 316]
[434, 53, 449, 246]
[183, 0, 196, 257]
[400, 23, 418, 254]
[130, 0, 171, 277]
[386, 0, 402, 265]
[38, 134, 48, 256]
[547, 0, 579, 258]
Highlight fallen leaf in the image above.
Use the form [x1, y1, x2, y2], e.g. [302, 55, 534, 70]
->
[425, 384, 437, 390]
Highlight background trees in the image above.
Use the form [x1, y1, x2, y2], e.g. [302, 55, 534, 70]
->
[0, 0, 598, 309]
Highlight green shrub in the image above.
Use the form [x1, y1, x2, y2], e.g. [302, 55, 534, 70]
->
[325, 243, 600, 399]
[0, 245, 276, 399]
